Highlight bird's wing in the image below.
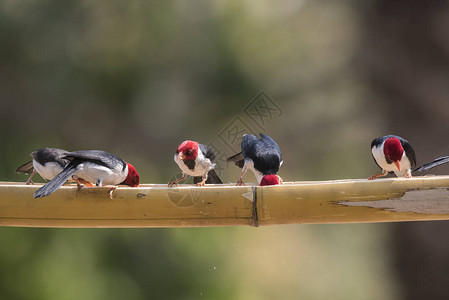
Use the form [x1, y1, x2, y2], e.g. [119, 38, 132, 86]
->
[198, 143, 216, 162]
[31, 148, 70, 168]
[401, 140, 417, 169]
[259, 133, 282, 162]
[63, 150, 126, 171]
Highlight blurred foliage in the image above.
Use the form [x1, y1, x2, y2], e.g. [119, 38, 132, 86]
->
[0, 226, 396, 300]
[1, 0, 446, 299]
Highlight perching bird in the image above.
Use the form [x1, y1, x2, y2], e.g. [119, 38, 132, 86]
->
[168, 140, 222, 187]
[368, 135, 416, 180]
[16, 148, 70, 185]
[34, 150, 140, 199]
[227, 133, 283, 186]
[414, 156, 449, 173]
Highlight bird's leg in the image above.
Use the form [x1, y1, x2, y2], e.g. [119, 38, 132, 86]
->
[74, 176, 94, 195]
[236, 165, 248, 186]
[76, 177, 94, 187]
[106, 186, 117, 200]
[196, 176, 207, 187]
[368, 170, 388, 180]
[94, 179, 118, 200]
[76, 180, 82, 193]
[25, 170, 37, 185]
[168, 173, 187, 187]
[89, 183, 118, 199]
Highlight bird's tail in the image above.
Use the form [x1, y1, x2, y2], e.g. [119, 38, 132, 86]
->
[34, 163, 78, 198]
[414, 156, 449, 172]
[226, 152, 244, 162]
[226, 152, 245, 168]
[206, 169, 223, 184]
[193, 169, 223, 184]
[16, 161, 34, 174]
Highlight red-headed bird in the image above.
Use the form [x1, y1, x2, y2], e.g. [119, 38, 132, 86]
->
[369, 135, 416, 180]
[227, 133, 283, 186]
[34, 150, 139, 198]
[16, 148, 70, 184]
[168, 140, 222, 187]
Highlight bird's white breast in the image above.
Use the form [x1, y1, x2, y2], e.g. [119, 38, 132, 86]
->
[174, 151, 214, 177]
[244, 159, 264, 184]
[372, 143, 411, 177]
[33, 160, 64, 181]
[74, 162, 128, 185]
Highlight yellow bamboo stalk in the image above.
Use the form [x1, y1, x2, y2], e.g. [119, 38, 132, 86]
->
[0, 176, 449, 228]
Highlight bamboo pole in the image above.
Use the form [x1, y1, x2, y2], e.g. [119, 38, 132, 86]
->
[1, 176, 449, 228]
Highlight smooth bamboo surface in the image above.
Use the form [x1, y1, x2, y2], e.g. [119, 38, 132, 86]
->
[1, 175, 449, 228]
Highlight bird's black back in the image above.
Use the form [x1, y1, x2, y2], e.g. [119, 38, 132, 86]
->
[242, 133, 282, 175]
[63, 150, 126, 171]
[31, 148, 69, 168]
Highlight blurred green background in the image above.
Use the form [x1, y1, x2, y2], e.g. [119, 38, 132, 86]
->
[1, 0, 449, 299]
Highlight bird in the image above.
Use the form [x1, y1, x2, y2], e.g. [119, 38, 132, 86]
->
[227, 133, 283, 186]
[368, 135, 416, 180]
[16, 148, 70, 185]
[414, 156, 449, 173]
[33, 150, 140, 199]
[168, 140, 222, 187]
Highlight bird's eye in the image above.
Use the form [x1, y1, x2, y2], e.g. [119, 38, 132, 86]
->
[185, 150, 192, 155]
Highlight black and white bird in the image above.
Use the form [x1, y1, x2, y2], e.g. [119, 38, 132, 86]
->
[227, 133, 283, 186]
[168, 140, 222, 187]
[414, 156, 449, 173]
[34, 150, 140, 198]
[369, 135, 416, 180]
[16, 148, 70, 184]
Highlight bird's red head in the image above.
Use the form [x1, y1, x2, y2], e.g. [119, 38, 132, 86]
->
[384, 137, 404, 169]
[260, 174, 282, 186]
[124, 163, 140, 187]
[176, 140, 199, 160]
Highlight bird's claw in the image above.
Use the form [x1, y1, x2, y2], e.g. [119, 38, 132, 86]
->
[368, 171, 388, 181]
[168, 174, 187, 187]
[25, 179, 34, 185]
[74, 177, 95, 196]
[196, 179, 206, 187]
[109, 186, 117, 200]
[236, 178, 245, 186]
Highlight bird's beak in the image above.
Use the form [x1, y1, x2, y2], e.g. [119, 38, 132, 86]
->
[394, 161, 401, 171]
[178, 152, 184, 160]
